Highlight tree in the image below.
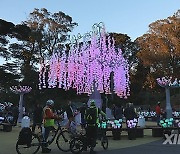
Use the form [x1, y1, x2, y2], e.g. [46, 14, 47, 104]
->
[0, 19, 31, 102]
[24, 8, 77, 59]
[109, 33, 139, 67]
[0, 19, 30, 60]
[0, 9, 77, 105]
[8, 8, 77, 83]
[136, 10, 180, 89]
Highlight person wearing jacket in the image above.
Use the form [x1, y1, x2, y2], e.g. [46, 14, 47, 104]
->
[124, 103, 137, 140]
[155, 101, 162, 126]
[84, 100, 106, 153]
[42, 100, 60, 153]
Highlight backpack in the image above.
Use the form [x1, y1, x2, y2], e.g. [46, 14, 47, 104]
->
[17, 127, 32, 145]
[86, 107, 98, 125]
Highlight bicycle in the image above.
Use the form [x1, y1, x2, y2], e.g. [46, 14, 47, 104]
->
[70, 124, 108, 154]
[16, 120, 73, 154]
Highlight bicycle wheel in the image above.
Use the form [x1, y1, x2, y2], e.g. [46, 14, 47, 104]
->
[56, 130, 72, 152]
[70, 138, 83, 154]
[101, 136, 108, 150]
[16, 133, 41, 154]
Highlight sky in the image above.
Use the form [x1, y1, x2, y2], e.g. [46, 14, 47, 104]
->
[0, 0, 179, 64]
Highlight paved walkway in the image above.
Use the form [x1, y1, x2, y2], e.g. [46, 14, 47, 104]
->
[0, 122, 164, 154]
[98, 140, 180, 154]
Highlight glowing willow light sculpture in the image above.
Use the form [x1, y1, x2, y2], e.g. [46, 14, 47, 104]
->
[39, 23, 130, 98]
[10, 86, 32, 122]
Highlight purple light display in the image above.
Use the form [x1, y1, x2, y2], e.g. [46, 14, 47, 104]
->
[39, 24, 130, 98]
[10, 85, 32, 122]
[10, 86, 32, 94]
[157, 77, 180, 88]
[156, 76, 179, 119]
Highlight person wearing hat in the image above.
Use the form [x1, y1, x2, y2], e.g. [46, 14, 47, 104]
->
[155, 101, 162, 126]
[84, 100, 106, 153]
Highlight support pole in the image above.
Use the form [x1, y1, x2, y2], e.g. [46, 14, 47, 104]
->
[165, 87, 172, 119]
[18, 94, 24, 123]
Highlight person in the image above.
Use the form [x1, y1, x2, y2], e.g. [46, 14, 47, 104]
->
[114, 104, 123, 120]
[64, 100, 75, 130]
[79, 103, 87, 130]
[124, 103, 137, 121]
[32, 103, 43, 133]
[12, 104, 19, 126]
[155, 101, 162, 126]
[42, 99, 61, 153]
[124, 103, 137, 140]
[84, 100, 106, 153]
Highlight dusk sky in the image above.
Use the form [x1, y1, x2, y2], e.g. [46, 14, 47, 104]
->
[0, 0, 179, 64]
[1, 0, 179, 39]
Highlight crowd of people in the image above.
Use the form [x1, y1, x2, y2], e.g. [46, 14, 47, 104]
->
[1, 99, 170, 153]
[32, 99, 143, 153]
[36, 99, 106, 153]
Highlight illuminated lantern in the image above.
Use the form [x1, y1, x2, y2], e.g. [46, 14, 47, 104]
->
[159, 118, 174, 128]
[127, 118, 138, 128]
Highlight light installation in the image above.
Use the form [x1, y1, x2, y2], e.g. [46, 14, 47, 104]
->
[157, 77, 180, 119]
[10, 86, 32, 122]
[98, 119, 123, 129]
[127, 118, 138, 128]
[157, 77, 180, 88]
[159, 118, 173, 128]
[175, 119, 180, 128]
[39, 23, 130, 98]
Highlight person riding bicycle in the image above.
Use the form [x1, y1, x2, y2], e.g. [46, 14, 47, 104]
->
[42, 99, 61, 153]
[84, 100, 106, 153]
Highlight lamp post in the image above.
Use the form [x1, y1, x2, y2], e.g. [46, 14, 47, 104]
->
[157, 77, 180, 119]
[10, 86, 32, 122]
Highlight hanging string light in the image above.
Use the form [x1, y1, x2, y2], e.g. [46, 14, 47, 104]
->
[39, 23, 130, 98]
